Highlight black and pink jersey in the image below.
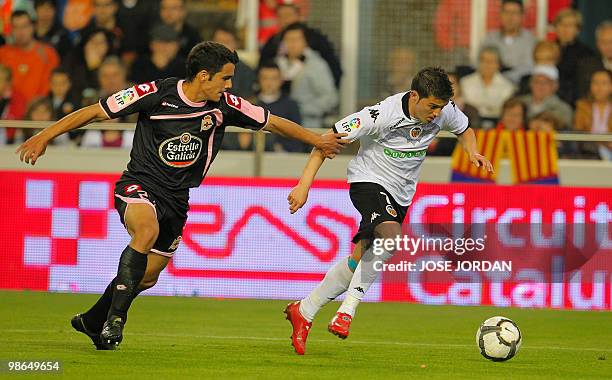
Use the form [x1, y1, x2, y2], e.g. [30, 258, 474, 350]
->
[99, 77, 269, 193]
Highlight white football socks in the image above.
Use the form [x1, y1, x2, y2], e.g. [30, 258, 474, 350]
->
[299, 257, 354, 322]
[338, 247, 394, 317]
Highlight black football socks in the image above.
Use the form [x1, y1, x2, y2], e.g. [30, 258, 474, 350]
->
[107, 246, 148, 323]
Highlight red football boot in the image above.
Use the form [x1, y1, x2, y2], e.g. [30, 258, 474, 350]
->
[284, 301, 312, 355]
[328, 312, 352, 339]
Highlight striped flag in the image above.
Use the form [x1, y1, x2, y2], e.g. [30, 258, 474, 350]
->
[506, 130, 559, 184]
[451, 129, 503, 183]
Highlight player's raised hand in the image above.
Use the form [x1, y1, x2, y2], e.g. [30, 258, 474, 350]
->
[16, 133, 50, 165]
[316, 132, 350, 159]
[288, 185, 310, 214]
[470, 153, 494, 173]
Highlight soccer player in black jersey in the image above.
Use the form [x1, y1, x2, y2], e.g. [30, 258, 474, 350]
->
[17, 41, 349, 350]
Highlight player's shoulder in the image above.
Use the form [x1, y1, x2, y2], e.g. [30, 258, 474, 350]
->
[367, 92, 406, 116]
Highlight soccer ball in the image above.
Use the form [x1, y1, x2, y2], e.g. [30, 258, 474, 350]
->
[476, 316, 522, 361]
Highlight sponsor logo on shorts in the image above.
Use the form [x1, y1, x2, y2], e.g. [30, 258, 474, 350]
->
[386, 204, 397, 218]
[169, 236, 182, 251]
[383, 147, 426, 159]
[158, 133, 203, 168]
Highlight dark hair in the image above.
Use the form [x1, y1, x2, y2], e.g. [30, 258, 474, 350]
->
[51, 67, 70, 77]
[502, 0, 524, 12]
[34, 0, 56, 9]
[282, 22, 307, 37]
[80, 27, 114, 53]
[410, 67, 453, 101]
[25, 97, 53, 120]
[186, 41, 239, 81]
[259, 61, 280, 72]
[11, 10, 33, 23]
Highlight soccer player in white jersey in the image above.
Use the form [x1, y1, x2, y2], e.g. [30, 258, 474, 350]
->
[284, 67, 493, 355]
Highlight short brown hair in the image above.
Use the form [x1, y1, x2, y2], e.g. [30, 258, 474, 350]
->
[553, 8, 582, 29]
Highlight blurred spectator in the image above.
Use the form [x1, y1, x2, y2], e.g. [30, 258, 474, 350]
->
[577, 21, 612, 100]
[116, 0, 160, 65]
[460, 46, 515, 127]
[448, 72, 481, 129]
[519, 65, 573, 129]
[62, 0, 95, 32]
[276, 23, 337, 130]
[79, 0, 123, 54]
[62, 28, 114, 103]
[528, 111, 562, 132]
[574, 69, 612, 160]
[159, 0, 201, 58]
[382, 47, 417, 98]
[34, 0, 72, 59]
[517, 41, 561, 96]
[0, 11, 59, 109]
[130, 23, 185, 84]
[48, 68, 81, 121]
[23, 97, 69, 145]
[81, 57, 135, 148]
[212, 26, 255, 99]
[0, 64, 27, 120]
[481, 0, 536, 84]
[259, 4, 342, 88]
[496, 97, 526, 131]
[0, 64, 27, 145]
[553, 8, 594, 106]
[257, 62, 304, 152]
[258, 0, 279, 47]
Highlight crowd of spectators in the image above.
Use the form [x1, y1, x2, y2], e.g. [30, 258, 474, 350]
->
[0, 0, 610, 159]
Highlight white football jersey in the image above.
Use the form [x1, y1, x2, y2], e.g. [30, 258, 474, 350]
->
[334, 92, 469, 206]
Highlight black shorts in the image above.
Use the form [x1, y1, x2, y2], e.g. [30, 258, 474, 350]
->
[349, 182, 408, 244]
[114, 177, 188, 257]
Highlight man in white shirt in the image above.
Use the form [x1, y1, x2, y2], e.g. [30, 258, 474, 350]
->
[283, 67, 493, 355]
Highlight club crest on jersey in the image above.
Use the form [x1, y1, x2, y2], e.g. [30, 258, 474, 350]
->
[158, 132, 203, 168]
[409, 126, 423, 140]
[201, 115, 214, 131]
[386, 205, 397, 218]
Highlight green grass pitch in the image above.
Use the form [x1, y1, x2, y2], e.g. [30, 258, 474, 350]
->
[1, 291, 611, 379]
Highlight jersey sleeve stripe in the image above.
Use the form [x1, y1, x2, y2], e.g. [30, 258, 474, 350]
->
[98, 99, 111, 119]
[455, 122, 470, 135]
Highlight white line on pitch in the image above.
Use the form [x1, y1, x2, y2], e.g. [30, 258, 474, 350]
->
[5, 329, 612, 353]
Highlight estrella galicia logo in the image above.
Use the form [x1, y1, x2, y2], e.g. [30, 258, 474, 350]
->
[158, 132, 203, 168]
[368, 108, 379, 123]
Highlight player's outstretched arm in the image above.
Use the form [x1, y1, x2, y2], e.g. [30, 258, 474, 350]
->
[457, 127, 494, 173]
[288, 146, 327, 214]
[264, 114, 349, 159]
[16, 103, 110, 165]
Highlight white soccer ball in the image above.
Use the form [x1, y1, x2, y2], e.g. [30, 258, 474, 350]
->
[476, 316, 522, 361]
